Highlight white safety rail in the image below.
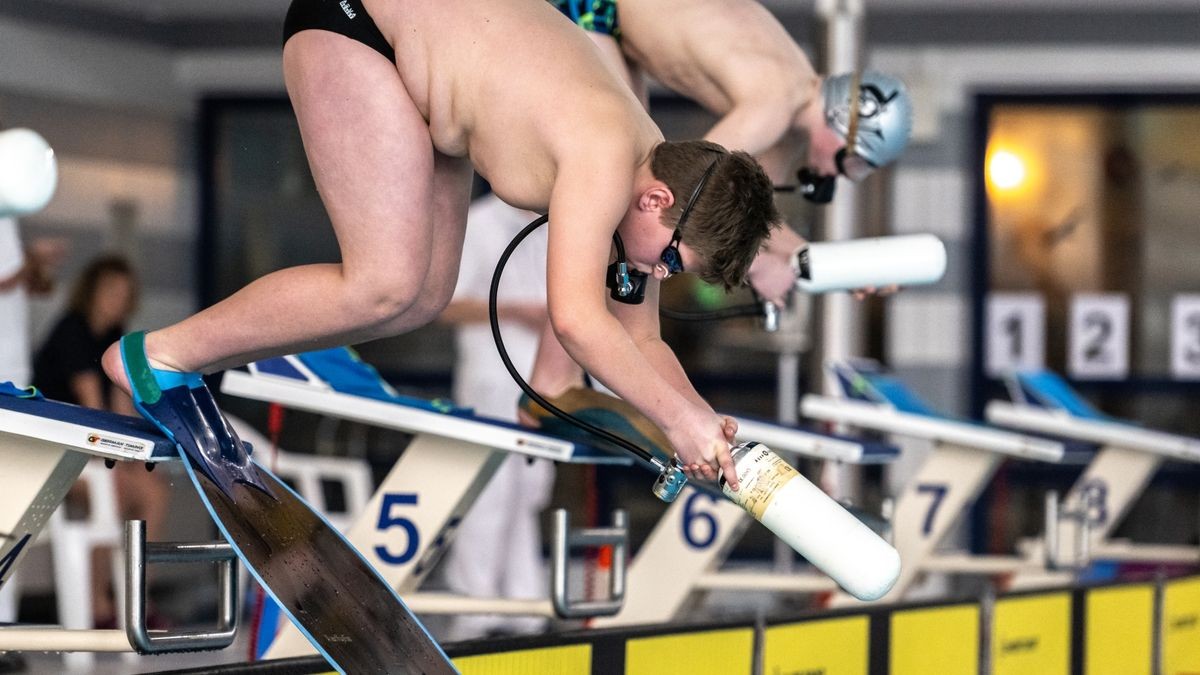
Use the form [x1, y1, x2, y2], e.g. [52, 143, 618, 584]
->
[800, 394, 1068, 602]
[986, 402, 1200, 463]
[731, 416, 895, 463]
[220, 367, 630, 660]
[802, 395, 1064, 462]
[222, 369, 627, 465]
[986, 401, 1200, 572]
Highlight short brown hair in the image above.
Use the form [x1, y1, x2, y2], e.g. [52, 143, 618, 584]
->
[650, 141, 779, 289]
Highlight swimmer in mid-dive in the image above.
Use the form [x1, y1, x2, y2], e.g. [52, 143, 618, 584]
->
[101, 0, 781, 488]
[547, 0, 913, 303]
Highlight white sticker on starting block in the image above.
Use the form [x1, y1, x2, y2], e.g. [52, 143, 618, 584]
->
[1171, 295, 1200, 380]
[986, 293, 1045, 377]
[1069, 294, 1130, 380]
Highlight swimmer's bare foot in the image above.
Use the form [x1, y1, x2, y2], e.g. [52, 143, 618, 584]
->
[101, 342, 131, 395]
[101, 335, 186, 397]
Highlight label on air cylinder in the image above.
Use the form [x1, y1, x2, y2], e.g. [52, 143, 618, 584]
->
[724, 446, 798, 519]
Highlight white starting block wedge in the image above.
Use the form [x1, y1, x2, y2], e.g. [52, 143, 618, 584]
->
[219, 349, 633, 660]
[0, 387, 240, 658]
[800, 363, 1068, 602]
[986, 370, 1200, 580]
[591, 417, 900, 627]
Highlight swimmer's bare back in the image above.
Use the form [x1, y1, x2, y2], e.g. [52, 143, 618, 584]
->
[618, 0, 816, 121]
[293, 0, 662, 211]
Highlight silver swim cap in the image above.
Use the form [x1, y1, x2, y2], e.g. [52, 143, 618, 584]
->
[823, 71, 913, 168]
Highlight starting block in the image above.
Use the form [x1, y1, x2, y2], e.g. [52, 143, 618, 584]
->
[800, 362, 1068, 602]
[219, 349, 633, 660]
[0, 386, 239, 657]
[986, 370, 1200, 581]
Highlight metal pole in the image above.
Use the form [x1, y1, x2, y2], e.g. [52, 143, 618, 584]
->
[814, 0, 865, 504]
[980, 587, 995, 675]
[774, 350, 801, 573]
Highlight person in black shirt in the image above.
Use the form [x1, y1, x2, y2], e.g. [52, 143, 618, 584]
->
[34, 255, 137, 410]
[33, 255, 169, 628]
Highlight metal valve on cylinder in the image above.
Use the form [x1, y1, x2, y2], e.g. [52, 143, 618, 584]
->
[651, 457, 688, 502]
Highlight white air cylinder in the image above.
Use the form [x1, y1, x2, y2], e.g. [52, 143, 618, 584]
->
[720, 442, 900, 601]
[795, 233, 946, 294]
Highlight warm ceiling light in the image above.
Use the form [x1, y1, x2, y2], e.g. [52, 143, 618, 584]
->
[988, 150, 1026, 191]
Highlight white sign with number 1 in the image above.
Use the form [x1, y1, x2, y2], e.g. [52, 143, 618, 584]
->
[986, 293, 1045, 377]
[1171, 295, 1200, 380]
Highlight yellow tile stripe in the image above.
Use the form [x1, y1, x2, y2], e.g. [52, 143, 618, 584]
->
[626, 628, 754, 675]
[992, 592, 1071, 675]
[1164, 577, 1200, 675]
[455, 644, 591, 675]
[891, 605, 978, 675]
[1086, 584, 1154, 675]
[764, 615, 870, 675]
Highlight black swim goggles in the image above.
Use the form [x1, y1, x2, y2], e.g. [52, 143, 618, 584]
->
[660, 157, 720, 275]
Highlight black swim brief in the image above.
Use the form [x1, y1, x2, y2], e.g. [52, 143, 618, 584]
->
[283, 0, 395, 64]
[548, 0, 620, 41]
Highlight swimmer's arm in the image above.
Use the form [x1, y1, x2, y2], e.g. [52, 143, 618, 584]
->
[704, 100, 797, 160]
[702, 58, 822, 180]
[545, 164, 695, 434]
[606, 279, 710, 411]
[701, 54, 820, 158]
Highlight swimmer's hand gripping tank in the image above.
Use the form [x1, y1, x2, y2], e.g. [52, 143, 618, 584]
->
[720, 442, 901, 601]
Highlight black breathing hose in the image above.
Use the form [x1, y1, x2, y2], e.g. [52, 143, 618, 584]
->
[489, 215, 658, 467]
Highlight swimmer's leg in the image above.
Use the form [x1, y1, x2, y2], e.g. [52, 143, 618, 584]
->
[104, 29, 445, 391]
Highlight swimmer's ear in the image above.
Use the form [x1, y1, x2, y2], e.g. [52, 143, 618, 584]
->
[638, 183, 675, 213]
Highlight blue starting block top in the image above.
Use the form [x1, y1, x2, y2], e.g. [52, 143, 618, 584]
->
[0, 382, 176, 461]
[223, 348, 632, 466]
[1010, 370, 1108, 421]
[832, 361, 943, 418]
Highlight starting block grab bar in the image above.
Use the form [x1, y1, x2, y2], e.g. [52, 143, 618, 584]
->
[0, 521, 238, 656]
[552, 509, 628, 619]
[124, 520, 239, 654]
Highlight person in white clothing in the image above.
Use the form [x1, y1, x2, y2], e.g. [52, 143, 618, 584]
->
[0, 122, 63, 672]
[0, 216, 28, 651]
[0, 218, 32, 387]
[437, 192, 556, 640]
[0, 223, 64, 671]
